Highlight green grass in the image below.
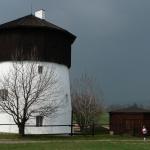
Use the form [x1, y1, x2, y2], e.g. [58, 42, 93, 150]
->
[99, 112, 109, 125]
[0, 141, 150, 150]
[0, 133, 142, 140]
[0, 118, 148, 150]
[0, 133, 148, 149]
[0, 112, 148, 149]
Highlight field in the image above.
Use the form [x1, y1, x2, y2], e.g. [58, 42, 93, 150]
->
[99, 112, 109, 125]
[0, 139, 150, 150]
[0, 134, 149, 150]
[0, 113, 147, 150]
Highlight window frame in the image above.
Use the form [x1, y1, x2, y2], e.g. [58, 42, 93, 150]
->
[36, 115, 44, 127]
[0, 89, 8, 101]
[38, 65, 43, 74]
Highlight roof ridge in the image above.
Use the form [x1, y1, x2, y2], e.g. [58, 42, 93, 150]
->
[110, 106, 150, 112]
[0, 14, 68, 33]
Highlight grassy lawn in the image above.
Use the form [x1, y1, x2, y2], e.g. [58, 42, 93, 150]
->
[0, 111, 147, 150]
[99, 112, 109, 125]
[0, 133, 148, 150]
[0, 140, 150, 150]
[0, 132, 145, 141]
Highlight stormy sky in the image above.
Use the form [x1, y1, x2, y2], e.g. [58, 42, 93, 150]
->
[0, 0, 150, 105]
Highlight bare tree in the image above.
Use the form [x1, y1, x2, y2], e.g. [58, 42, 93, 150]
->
[0, 52, 60, 136]
[71, 74, 103, 133]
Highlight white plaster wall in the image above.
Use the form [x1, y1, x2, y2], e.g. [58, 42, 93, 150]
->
[0, 61, 72, 134]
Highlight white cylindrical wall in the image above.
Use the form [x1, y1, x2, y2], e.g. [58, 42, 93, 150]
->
[0, 61, 72, 134]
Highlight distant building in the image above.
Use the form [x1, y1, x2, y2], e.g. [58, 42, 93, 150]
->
[109, 105, 150, 135]
[0, 10, 76, 134]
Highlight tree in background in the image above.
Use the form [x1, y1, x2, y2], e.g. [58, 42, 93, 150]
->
[71, 74, 103, 133]
[0, 52, 60, 136]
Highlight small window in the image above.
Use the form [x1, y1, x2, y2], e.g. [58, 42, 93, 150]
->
[0, 89, 8, 101]
[38, 65, 43, 74]
[36, 116, 43, 127]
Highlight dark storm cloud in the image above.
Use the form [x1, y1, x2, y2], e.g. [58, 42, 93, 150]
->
[0, 0, 150, 105]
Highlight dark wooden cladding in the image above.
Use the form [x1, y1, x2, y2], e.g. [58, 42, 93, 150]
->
[0, 15, 76, 68]
[0, 28, 72, 68]
[109, 111, 150, 136]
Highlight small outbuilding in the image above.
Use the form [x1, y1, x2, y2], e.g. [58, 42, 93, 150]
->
[109, 105, 150, 135]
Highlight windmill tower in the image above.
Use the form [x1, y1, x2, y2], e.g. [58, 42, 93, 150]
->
[0, 10, 76, 134]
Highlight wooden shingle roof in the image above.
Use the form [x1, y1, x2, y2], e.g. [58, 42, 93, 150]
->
[0, 14, 75, 40]
[110, 105, 150, 113]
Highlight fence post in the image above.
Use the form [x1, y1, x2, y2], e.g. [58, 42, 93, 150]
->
[92, 122, 95, 136]
[70, 110, 73, 136]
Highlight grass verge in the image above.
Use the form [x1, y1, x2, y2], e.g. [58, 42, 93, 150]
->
[0, 140, 150, 150]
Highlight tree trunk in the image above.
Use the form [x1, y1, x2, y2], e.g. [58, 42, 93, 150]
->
[18, 124, 25, 136]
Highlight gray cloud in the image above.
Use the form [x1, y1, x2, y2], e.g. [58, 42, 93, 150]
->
[0, 0, 150, 105]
